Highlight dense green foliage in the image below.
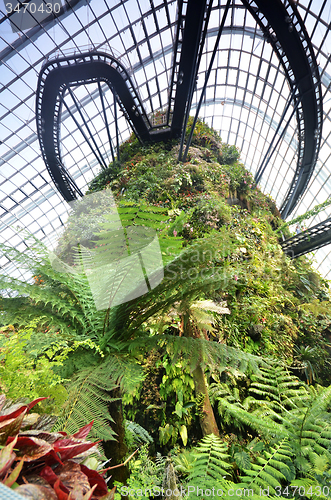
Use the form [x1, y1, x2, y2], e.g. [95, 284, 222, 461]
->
[86, 117, 330, 367]
[1, 118, 331, 497]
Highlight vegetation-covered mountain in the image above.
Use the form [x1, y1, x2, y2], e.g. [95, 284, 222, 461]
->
[1, 118, 331, 497]
[86, 118, 331, 368]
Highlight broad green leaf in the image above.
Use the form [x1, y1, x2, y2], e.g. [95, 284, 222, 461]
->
[180, 424, 188, 446]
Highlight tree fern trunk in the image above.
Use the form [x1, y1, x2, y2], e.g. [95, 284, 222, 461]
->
[182, 310, 220, 437]
[103, 389, 129, 485]
[192, 363, 220, 437]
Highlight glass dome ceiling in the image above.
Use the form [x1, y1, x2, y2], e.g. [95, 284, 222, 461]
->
[1, 0, 331, 279]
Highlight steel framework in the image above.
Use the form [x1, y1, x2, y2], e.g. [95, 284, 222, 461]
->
[36, 0, 322, 215]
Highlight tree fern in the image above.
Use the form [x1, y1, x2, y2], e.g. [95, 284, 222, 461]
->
[74, 201, 182, 276]
[100, 228, 236, 346]
[0, 240, 105, 342]
[150, 299, 230, 337]
[60, 200, 185, 312]
[130, 335, 263, 377]
[0, 226, 239, 441]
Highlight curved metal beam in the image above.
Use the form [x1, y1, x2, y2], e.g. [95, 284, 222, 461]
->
[241, 0, 322, 218]
[36, 51, 152, 201]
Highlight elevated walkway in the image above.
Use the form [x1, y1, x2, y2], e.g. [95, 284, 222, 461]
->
[36, 0, 322, 212]
[281, 219, 331, 258]
[36, 50, 152, 201]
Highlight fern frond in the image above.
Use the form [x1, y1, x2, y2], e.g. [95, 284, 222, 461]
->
[221, 398, 288, 439]
[249, 364, 308, 411]
[101, 230, 236, 343]
[125, 421, 153, 446]
[309, 452, 329, 475]
[239, 440, 292, 495]
[183, 435, 236, 500]
[187, 434, 231, 481]
[234, 451, 251, 470]
[129, 335, 263, 380]
[54, 355, 143, 441]
[53, 361, 117, 441]
[289, 478, 328, 500]
[0, 241, 106, 342]
[108, 355, 145, 394]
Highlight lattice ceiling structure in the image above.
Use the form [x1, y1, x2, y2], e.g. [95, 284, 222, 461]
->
[1, 0, 331, 280]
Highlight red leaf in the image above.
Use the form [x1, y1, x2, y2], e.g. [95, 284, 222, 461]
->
[72, 421, 94, 440]
[56, 461, 90, 493]
[42, 449, 64, 466]
[0, 412, 25, 445]
[0, 396, 46, 424]
[3, 458, 23, 487]
[80, 464, 108, 496]
[15, 483, 58, 499]
[54, 438, 81, 446]
[54, 479, 70, 500]
[40, 465, 69, 493]
[0, 406, 27, 423]
[20, 430, 66, 444]
[40, 465, 58, 484]
[7, 435, 53, 461]
[54, 441, 100, 462]
[27, 397, 48, 412]
[0, 435, 17, 477]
